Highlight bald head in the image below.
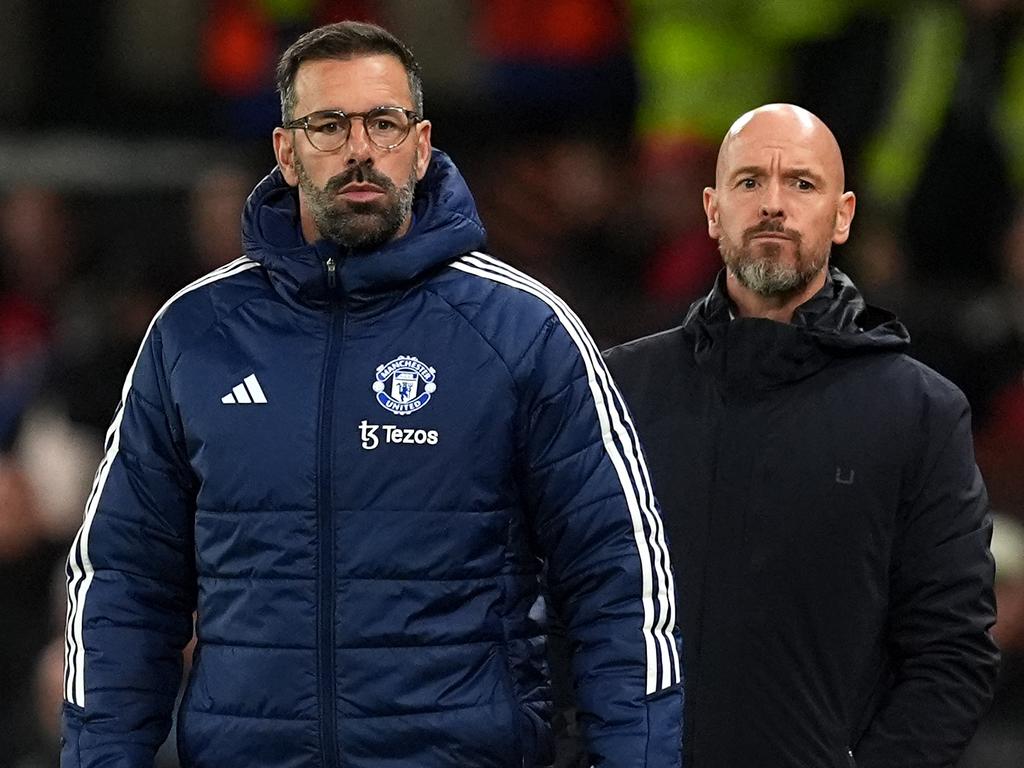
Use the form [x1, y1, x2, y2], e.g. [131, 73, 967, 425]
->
[716, 104, 846, 192]
[703, 103, 856, 319]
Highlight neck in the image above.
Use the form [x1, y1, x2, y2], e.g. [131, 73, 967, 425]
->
[300, 210, 318, 244]
[726, 267, 828, 323]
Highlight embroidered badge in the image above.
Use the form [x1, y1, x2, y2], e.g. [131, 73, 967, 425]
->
[372, 356, 437, 416]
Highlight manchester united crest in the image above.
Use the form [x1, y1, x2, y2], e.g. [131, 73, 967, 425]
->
[372, 356, 437, 416]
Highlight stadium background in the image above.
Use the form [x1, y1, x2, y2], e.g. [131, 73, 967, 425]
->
[1, 1, 1022, 765]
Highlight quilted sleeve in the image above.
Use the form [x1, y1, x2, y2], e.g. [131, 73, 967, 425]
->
[516, 312, 683, 768]
[61, 321, 197, 768]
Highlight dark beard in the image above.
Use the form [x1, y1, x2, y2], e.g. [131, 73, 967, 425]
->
[296, 158, 416, 250]
[720, 221, 828, 296]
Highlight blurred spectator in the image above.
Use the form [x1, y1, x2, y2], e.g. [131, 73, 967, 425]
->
[16, 637, 64, 768]
[48, 187, 197, 437]
[637, 135, 720, 322]
[975, 380, 1024, 519]
[10, 404, 99, 545]
[840, 206, 980, 395]
[959, 199, 1024, 425]
[0, 186, 82, 450]
[472, 134, 655, 348]
[959, 513, 1024, 767]
[0, 458, 66, 764]
[53, 274, 164, 438]
[188, 164, 253, 275]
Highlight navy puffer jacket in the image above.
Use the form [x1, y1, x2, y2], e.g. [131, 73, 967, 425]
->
[61, 151, 682, 768]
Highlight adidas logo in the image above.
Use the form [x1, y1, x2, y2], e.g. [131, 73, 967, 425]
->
[221, 373, 268, 404]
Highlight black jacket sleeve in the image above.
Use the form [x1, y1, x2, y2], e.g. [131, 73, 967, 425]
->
[854, 385, 999, 766]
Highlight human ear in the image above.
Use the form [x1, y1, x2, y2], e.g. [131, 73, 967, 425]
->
[703, 187, 720, 239]
[414, 120, 433, 181]
[273, 128, 299, 187]
[832, 191, 856, 244]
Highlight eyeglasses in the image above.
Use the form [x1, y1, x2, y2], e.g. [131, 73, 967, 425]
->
[283, 107, 421, 152]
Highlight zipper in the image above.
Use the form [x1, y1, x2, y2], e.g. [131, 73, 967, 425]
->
[317, 255, 344, 766]
[326, 256, 337, 291]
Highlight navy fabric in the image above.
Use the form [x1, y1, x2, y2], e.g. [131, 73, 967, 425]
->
[61, 150, 682, 768]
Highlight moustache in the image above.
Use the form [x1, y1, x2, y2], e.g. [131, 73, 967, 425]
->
[324, 163, 395, 195]
[743, 221, 801, 244]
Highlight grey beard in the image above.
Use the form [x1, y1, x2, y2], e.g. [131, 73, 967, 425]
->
[722, 240, 828, 296]
[296, 159, 416, 250]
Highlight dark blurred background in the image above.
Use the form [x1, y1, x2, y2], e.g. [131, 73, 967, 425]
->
[2, 1, 1024, 766]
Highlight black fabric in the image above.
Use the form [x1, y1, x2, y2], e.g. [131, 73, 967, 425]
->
[604, 267, 999, 767]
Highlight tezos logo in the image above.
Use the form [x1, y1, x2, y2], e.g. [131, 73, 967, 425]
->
[359, 420, 439, 451]
[372, 355, 437, 416]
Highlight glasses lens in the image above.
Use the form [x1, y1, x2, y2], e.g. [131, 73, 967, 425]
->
[365, 108, 412, 149]
[305, 113, 349, 151]
[297, 109, 415, 151]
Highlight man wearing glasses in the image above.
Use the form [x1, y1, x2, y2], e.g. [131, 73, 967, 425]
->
[60, 21, 682, 768]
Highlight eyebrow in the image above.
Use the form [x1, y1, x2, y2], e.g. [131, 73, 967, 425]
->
[729, 165, 827, 186]
[306, 105, 413, 116]
[787, 167, 827, 185]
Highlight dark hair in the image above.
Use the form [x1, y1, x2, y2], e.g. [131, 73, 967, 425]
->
[276, 21, 423, 122]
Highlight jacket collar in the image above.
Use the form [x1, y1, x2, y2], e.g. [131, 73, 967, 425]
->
[241, 149, 487, 309]
[683, 266, 910, 393]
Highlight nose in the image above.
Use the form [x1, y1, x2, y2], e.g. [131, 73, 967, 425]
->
[759, 180, 784, 219]
[344, 116, 374, 165]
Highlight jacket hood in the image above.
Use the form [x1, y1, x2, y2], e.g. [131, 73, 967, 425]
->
[682, 266, 909, 392]
[241, 149, 487, 307]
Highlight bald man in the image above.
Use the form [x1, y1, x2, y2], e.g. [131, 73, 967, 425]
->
[603, 105, 999, 767]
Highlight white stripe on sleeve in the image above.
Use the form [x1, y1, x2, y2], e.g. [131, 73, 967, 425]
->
[453, 252, 680, 692]
[64, 256, 259, 706]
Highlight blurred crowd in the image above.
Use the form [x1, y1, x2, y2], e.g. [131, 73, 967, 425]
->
[2, 1, 1024, 766]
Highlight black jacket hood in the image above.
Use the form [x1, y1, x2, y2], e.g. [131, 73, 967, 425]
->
[682, 266, 910, 392]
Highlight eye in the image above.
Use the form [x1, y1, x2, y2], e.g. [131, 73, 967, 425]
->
[369, 114, 405, 138]
[309, 118, 342, 135]
[795, 178, 815, 191]
[740, 178, 757, 189]
[373, 117, 400, 131]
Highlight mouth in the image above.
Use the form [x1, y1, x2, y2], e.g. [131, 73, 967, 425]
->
[750, 231, 791, 240]
[337, 183, 385, 202]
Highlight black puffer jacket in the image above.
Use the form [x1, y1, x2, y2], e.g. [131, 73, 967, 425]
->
[604, 268, 999, 768]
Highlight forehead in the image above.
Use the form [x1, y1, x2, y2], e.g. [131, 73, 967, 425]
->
[292, 54, 412, 112]
[722, 132, 824, 173]
[718, 111, 842, 184]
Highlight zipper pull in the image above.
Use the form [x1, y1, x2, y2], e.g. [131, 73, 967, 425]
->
[326, 256, 337, 291]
